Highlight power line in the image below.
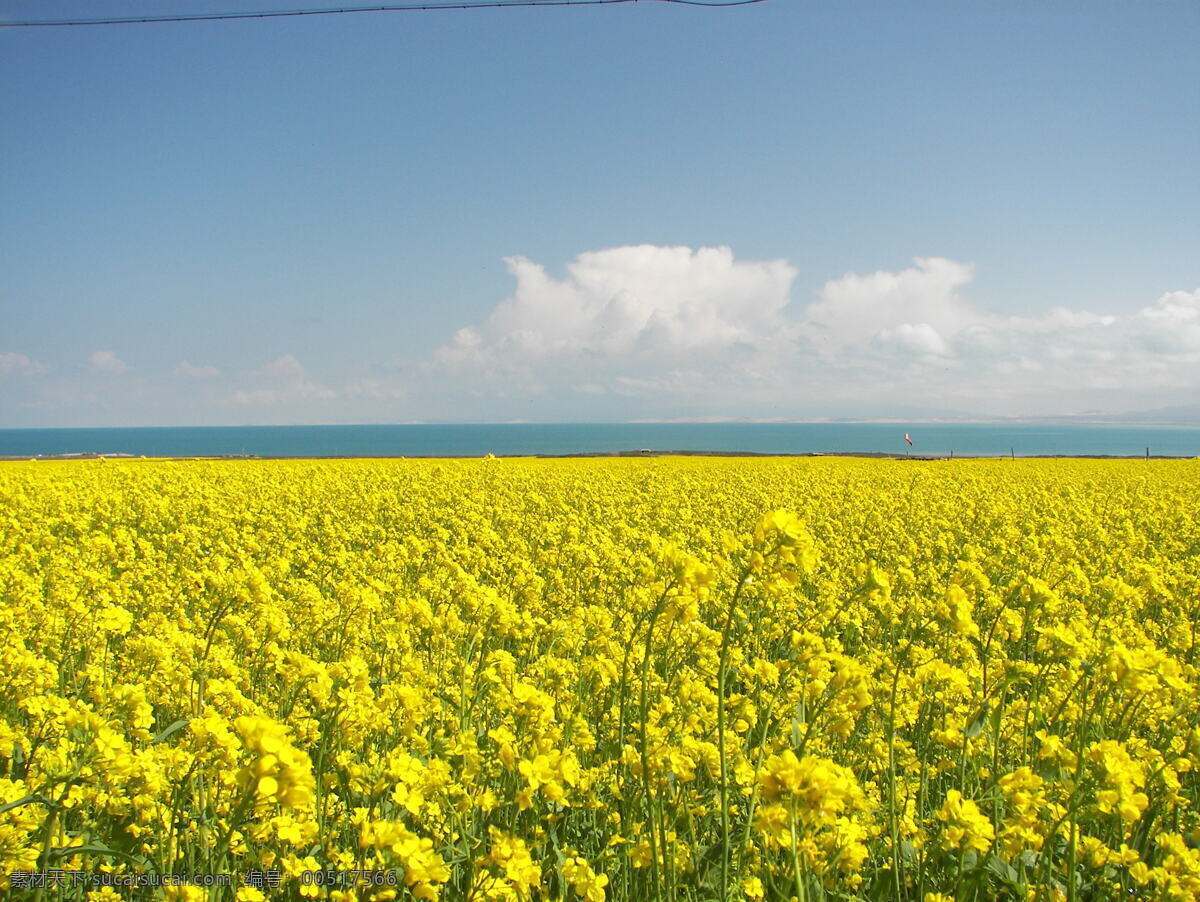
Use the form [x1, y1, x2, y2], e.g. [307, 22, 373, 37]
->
[2, 0, 770, 28]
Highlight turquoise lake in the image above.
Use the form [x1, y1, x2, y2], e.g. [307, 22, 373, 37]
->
[2, 423, 1199, 458]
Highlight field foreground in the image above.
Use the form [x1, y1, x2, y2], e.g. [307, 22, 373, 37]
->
[2, 457, 1199, 901]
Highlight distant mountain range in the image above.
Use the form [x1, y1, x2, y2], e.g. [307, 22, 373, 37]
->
[636, 406, 1200, 426]
[1068, 403, 1200, 426]
[680, 404, 1200, 427]
[900, 404, 1200, 426]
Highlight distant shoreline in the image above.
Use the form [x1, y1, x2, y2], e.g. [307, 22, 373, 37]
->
[2, 450, 1193, 462]
[4, 423, 1197, 460]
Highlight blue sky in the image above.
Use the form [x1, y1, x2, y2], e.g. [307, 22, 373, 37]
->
[2, 0, 1199, 426]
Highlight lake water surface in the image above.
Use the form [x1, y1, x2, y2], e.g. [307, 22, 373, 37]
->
[3, 423, 1199, 458]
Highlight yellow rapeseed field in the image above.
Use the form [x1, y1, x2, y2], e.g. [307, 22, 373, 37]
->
[2, 457, 1199, 901]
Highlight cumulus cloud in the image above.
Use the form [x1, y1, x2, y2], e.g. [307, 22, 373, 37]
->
[229, 355, 336, 405]
[804, 257, 976, 357]
[87, 350, 128, 374]
[8, 248, 1197, 424]
[1132, 289, 1200, 355]
[173, 361, 220, 378]
[0, 352, 48, 377]
[873, 323, 952, 359]
[799, 265, 1200, 406]
[434, 245, 797, 369]
[345, 378, 406, 400]
[429, 245, 1200, 417]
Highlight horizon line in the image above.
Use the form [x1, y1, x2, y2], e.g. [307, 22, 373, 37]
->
[4, 417, 1200, 430]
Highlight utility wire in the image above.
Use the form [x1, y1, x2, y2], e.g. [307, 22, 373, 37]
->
[3, 0, 770, 28]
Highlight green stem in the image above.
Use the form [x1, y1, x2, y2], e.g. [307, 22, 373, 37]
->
[789, 799, 808, 902]
[638, 583, 674, 902]
[717, 568, 751, 902]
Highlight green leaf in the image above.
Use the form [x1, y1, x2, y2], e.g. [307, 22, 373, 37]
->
[989, 700, 1005, 736]
[965, 701, 991, 739]
[149, 718, 189, 745]
[865, 870, 894, 902]
[985, 853, 1021, 889]
[48, 843, 146, 866]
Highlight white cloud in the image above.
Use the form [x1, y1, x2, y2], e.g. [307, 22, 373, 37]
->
[613, 370, 709, 398]
[427, 245, 1200, 417]
[258, 355, 305, 380]
[87, 350, 128, 374]
[0, 352, 48, 377]
[228, 355, 336, 405]
[173, 361, 220, 378]
[8, 249, 1196, 425]
[434, 245, 797, 368]
[873, 323, 951, 358]
[1131, 289, 1200, 354]
[345, 377, 406, 400]
[804, 267, 1200, 404]
[803, 257, 976, 356]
